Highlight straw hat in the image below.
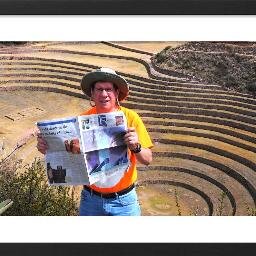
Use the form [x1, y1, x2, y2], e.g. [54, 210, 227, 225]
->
[80, 67, 129, 101]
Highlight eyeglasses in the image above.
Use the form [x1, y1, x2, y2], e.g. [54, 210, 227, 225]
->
[94, 88, 115, 93]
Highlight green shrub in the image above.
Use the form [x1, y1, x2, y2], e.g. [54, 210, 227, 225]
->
[0, 157, 78, 216]
[155, 52, 168, 64]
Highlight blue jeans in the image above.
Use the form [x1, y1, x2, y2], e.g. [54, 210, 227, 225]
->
[79, 187, 141, 216]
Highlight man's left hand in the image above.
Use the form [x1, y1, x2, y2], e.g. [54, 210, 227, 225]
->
[124, 127, 139, 151]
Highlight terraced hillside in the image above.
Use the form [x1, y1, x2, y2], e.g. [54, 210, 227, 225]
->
[0, 41, 255, 216]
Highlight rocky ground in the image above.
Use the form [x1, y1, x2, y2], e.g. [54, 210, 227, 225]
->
[151, 41, 256, 95]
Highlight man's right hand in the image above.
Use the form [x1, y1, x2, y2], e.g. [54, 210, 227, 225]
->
[36, 134, 48, 155]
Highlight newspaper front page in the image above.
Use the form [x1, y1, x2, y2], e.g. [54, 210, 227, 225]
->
[37, 111, 129, 186]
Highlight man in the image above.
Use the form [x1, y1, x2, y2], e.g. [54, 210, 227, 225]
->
[37, 67, 153, 216]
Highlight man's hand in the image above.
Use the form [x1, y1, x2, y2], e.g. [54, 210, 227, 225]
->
[36, 133, 48, 155]
[123, 127, 139, 151]
[123, 127, 152, 165]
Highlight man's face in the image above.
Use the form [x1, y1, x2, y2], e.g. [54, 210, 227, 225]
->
[91, 81, 119, 113]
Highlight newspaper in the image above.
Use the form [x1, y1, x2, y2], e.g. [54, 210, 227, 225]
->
[36, 111, 129, 186]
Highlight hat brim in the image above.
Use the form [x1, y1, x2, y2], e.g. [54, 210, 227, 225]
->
[80, 71, 129, 101]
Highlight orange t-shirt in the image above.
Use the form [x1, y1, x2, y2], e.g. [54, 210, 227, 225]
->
[80, 106, 153, 193]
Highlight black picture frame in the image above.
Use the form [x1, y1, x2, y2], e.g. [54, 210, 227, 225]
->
[0, 243, 255, 256]
[0, 0, 255, 251]
[0, 0, 256, 15]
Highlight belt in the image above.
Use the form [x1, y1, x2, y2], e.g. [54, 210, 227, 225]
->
[83, 183, 135, 199]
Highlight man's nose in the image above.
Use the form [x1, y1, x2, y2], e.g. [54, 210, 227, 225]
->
[101, 90, 108, 96]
